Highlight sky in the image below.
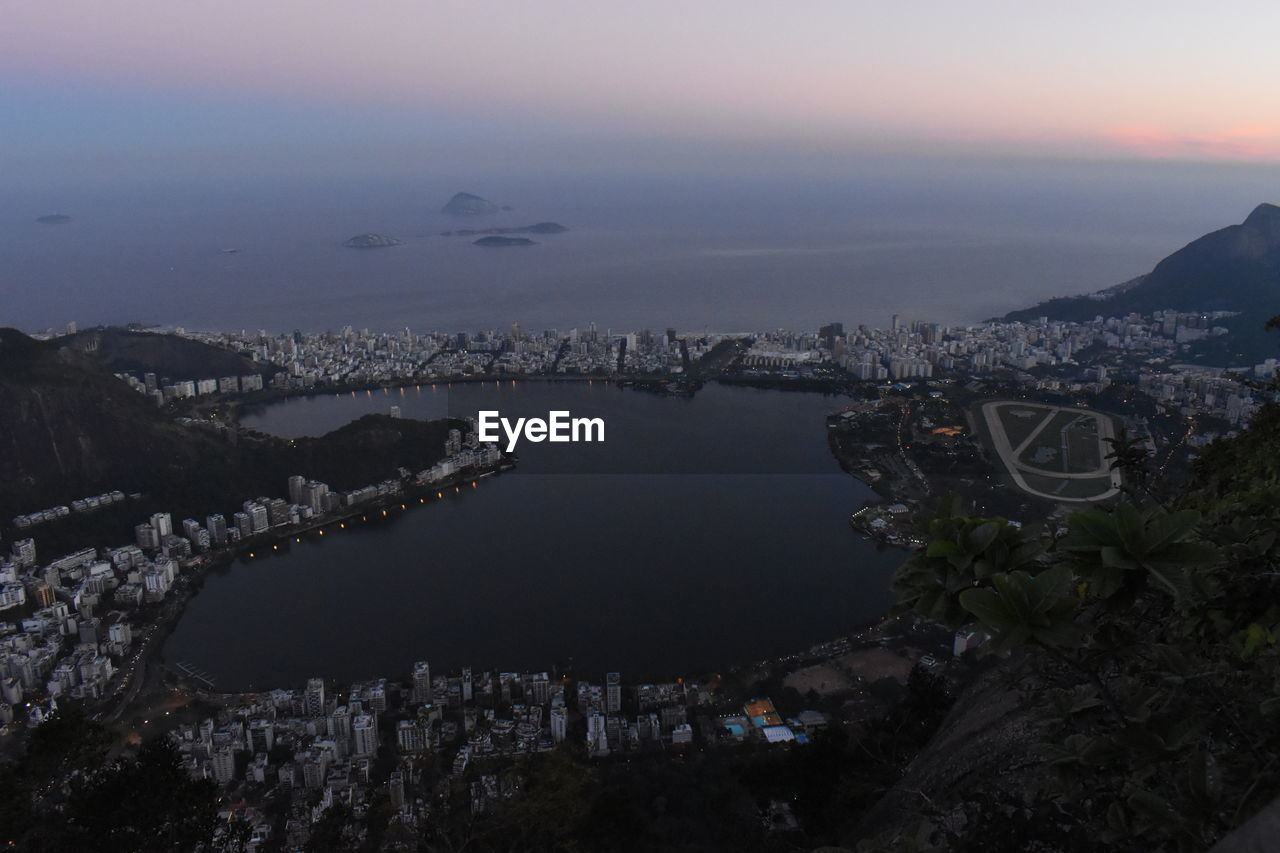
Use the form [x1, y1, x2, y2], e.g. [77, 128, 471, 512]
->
[3, 1, 1280, 180]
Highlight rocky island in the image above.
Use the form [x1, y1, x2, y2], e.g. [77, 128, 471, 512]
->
[442, 222, 568, 237]
[343, 233, 402, 249]
[36, 213, 71, 225]
[441, 191, 500, 216]
[473, 236, 536, 247]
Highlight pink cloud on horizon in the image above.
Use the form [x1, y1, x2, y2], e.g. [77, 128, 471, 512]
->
[1102, 125, 1280, 162]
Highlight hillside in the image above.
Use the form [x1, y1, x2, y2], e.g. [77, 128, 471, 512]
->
[0, 329, 454, 553]
[63, 327, 275, 381]
[1006, 203, 1280, 362]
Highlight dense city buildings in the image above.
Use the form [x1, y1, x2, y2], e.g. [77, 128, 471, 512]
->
[4, 307, 1275, 848]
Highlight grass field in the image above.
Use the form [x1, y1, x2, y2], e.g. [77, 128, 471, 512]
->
[980, 400, 1120, 503]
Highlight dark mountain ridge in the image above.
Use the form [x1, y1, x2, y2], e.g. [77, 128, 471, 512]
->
[1005, 203, 1280, 361]
[63, 327, 274, 380]
[0, 329, 453, 552]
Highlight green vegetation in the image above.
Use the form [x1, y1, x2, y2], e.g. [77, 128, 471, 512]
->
[881, 400, 1280, 851]
[980, 400, 1120, 503]
[995, 404, 1048, 450]
[0, 707, 218, 851]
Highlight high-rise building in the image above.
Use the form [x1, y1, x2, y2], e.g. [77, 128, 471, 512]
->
[249, 719, 275, 753]
[587, 713, 609, 757]
[389, 771, 406, 810]
[11, 539, 36, 567]
[134, 523, 159, 551]
[368, 683, 387, 714]
[206, 514, 228, 546]
[243, 502, 269, 533]
[149, 512, 173, 538]
[211, 746, 236, 785]
[303, 482, 330, 512]
[328, 705, 352, 746]
[396, 720, 425, 753]
[181, 518, 204, 544]
[304, 678, 326, 717]
[266, 498, 290, 527]
[288, 475, 306, 505]
[606, 672, 622, 714]
[530, 672, 550, 706]
[550, 707, 567, 743]
[352, 714, 377, 758]
[462, 667, 473, 702]
[412, 661, 433, 705]
[34, 583, 56, 608]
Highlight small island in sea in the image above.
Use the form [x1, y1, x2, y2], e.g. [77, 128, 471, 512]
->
[344, 233, 403, 249]
[473, 235, 536, 247]
[442, 222, 568, 237]
[36, 213, 71, 225]
[442, 192, 501, 216]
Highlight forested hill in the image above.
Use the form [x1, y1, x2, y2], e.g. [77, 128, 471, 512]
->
[1006, 203, 1280, 363]
[0, 328, 455, 553]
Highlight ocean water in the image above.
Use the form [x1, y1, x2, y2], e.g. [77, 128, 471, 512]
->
[4, 159, 1277, 335]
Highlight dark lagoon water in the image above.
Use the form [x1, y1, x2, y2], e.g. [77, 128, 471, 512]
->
[164, 383, 903, 689]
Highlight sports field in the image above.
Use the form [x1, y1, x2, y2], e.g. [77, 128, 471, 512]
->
[980, 401, 1121, 502]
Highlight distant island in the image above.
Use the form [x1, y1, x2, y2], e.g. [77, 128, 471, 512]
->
[442, 222, 568, 237]
[473, 236, 536, 247]
[441, 192, 501, 216]
[36, 213, 71, 225]
[344, 233, 402, 249]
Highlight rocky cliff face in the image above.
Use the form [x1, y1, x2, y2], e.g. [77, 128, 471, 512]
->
[853, 655, 1050, 841]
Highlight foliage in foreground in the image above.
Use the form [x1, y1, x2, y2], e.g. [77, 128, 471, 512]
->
[877, 403, 1280, 852]
[0, 707, 218, 852]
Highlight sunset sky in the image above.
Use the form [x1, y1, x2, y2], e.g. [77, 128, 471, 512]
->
[4, 1, 1280, 177]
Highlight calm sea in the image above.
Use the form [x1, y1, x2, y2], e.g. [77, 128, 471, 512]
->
[4, 160, 1277, 335]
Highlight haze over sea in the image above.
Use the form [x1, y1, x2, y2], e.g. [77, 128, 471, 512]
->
[5, 159, 1277, 335]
